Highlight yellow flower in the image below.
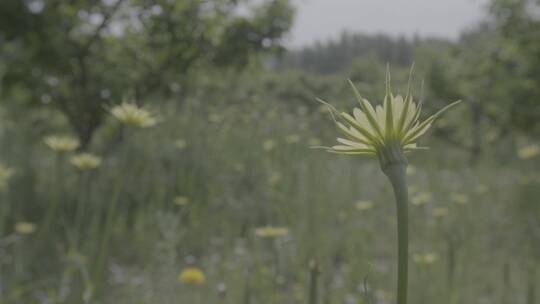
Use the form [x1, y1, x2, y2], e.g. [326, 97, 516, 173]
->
[44, 136, 79, 153]
[70, 153, 102, 170]
[411, 192, 431, 206]
[413, 253, 438, 265]
[318, 67, 461, 159]
[110, 102, 157, 128]
[174, 196, 190, 206]
[254, 226, 289, 238]
[178, 267, 205, 285]
[0, 164, 14, 191]
[355, 200, 374, 211]
[451, 193, 469, 205]
[517, 144, 540, 160]
[432, 207, 449, 218]
[15, 222, 36, 235]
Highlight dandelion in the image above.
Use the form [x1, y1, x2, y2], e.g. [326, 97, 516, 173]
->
[517, 144, 539, 160]
[178, 267, 206, 285]
[355, 200, 374, 211]
[174, 196, 190, 206]
[318, 65, 460, 304]
[15, 221, 36, 235]
[110, 102, 157, 128]
[0, 164, 14, 191]
[70, 153, 102, 170]
[254, 226, 289, 238]
[44, 135, 80, 153]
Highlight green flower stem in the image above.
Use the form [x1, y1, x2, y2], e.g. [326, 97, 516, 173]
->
[382, 159, 409, 304]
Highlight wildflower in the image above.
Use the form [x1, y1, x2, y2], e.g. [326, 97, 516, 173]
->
[451, 193, 469, 205]
[174, 139, 187, 150]
[0, 164, 14, 191]
[15, 222, 36, 235]
[355, 200, 374, 211]
[174, 196, 190, 206]
[263, 139, 275, 152]
[317, 67, 461, 163]
[44, 135, 79, 153]
[178, 267, 205, 285]
[110, 102, 157, 128]
[254, 226, 289, 238]
[318, 66, 460, 304]
[517, 144, 540, 160]
[413, 253, 438, 265]
[70, 153, 102, 170]
[411, 192, 431, 206]
[432, 207, 449, 218]
[285, 134, 300, 144]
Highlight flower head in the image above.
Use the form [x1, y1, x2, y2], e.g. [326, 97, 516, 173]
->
[15, 221, 36, 235]
[517, 144, 539, 160]
[318, 66, 460, 167]
[413, 253, 438, 265]
[44, 135, 80, 153]
[110, 102, 158, 128]
[179, 267, 205, 285]
[355, 200, 374, 211]
[70, 153, 102, 170]
[254, 226, 289, 238]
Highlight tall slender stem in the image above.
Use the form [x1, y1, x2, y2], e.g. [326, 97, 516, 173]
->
[383, 163, 409, 304]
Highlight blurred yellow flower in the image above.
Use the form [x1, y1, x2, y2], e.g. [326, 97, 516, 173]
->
[44, 135, 79, 153]
[355, 200, 374, 211]
[406, 165, 416, 176]
[432, 207, 449, 218]
[413, 253, 438, 265]
[178, 267, 205, 285]
[263, 139, 275, 152]
[70, 153, 102, 170]
[174, 196, 190, 206]
[517, 144, 540, 160]
[110, 102, 157, 128]
[411, 192, 431, 206]
[15, 222, 36, 235]
[0, 164, 14, 191]
[254, 226, 289, 238]
[451, 193, 469, 205]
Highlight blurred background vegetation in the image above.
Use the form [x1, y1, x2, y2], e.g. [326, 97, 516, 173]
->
[0, 0, 540, 303]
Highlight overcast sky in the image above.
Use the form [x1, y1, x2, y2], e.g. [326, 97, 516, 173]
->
[287, 0, 490, 48]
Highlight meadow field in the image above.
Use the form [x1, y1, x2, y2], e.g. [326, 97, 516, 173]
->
[1, 1, 540, 303]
